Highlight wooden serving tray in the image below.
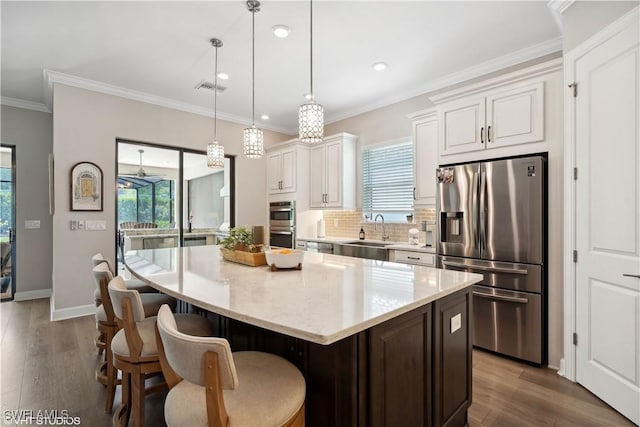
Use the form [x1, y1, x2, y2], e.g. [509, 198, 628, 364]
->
[220, 248, 267, 266]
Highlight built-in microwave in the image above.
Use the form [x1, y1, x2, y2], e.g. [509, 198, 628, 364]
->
[269, 201, 295, 248]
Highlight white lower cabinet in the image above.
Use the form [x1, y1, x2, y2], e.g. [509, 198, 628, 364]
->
[390, 249, 435, 267]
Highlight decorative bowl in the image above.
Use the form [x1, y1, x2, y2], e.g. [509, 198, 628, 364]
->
[265, 248, 305, 270]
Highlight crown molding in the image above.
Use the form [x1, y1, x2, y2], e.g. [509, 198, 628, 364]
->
[325, 36, 562, 126]
[429, 56, 563, 105]
[547, 0, 575, 14]
[1, 96, 50, 113]
[42, 69, 292, 135]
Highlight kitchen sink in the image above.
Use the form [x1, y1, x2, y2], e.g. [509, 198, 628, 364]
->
[347, 241, 390, 247]
[333, 241, 391, 261]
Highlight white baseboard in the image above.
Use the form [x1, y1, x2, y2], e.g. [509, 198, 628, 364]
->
[14, 288, 52, 301]
[556, 358, 566, 377]
[51, 303, 95, 321]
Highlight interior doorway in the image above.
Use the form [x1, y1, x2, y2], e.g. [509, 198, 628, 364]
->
[0, 145, 16, 301]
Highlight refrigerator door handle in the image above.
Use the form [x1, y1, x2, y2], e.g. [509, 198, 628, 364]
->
[442, 260, 529, 275]
[471, 168, 480, 251]
[479, 167, 487, 253]
[472, 291, 529, 304]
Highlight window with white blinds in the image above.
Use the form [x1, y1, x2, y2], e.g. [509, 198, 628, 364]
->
[362, 142, 413, 219]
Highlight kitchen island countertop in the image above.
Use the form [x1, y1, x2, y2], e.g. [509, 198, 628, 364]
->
[125, 245, 480, 345]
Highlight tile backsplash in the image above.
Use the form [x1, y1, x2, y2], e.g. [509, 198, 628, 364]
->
[322, 208, 436, 244]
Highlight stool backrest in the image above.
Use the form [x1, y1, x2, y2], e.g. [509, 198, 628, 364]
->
[108, 276, 146, 322]
[156, 305, 238, 390]
[92, 262, 115, 323]
[91, 253, 114, 274]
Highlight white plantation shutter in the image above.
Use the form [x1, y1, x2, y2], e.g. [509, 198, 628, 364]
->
[362, 142, 413, 217]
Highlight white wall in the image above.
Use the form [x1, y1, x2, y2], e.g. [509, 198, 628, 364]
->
[51, 84, 289, 317]
[1, 106, 53, 299]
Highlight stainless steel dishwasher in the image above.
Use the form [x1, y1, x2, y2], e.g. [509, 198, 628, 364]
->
[297, 240, 333, 253]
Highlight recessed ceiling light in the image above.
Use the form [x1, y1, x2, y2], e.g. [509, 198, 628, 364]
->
[217, 72, 229, 80]
[261, 115, 270, 120]
[372, 62, 388, 71]
[272, 25, 291, 38]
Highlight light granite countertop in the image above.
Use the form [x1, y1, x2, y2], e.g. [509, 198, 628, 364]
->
[125, 245, 481, 345]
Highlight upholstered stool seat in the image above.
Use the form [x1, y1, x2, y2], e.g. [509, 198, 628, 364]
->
[91, 253, 156, 295]
[157, 305, 306, 427]
[165, 351, 306, 427]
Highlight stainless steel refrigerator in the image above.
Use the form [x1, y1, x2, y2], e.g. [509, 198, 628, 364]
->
[436, 155, 546, 364]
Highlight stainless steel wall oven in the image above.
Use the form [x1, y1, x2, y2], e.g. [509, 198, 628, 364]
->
[269, 201, 295, 248]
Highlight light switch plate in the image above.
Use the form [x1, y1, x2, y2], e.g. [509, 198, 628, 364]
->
[450, 313, 462, 333]
[25, 220, 40, 229]
[86, 220, 107, 230]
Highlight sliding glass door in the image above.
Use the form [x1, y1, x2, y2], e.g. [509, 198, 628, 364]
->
[0, 146, 15, 301]
[116, 140, 234, 265]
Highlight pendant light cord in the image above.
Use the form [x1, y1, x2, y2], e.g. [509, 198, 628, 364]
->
[252, 5, 256, 126]
[214, 44, 218, 140]
[310, 0, 313, 99]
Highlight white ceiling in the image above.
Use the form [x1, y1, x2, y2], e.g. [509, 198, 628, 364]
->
[1, 1, 562, 135]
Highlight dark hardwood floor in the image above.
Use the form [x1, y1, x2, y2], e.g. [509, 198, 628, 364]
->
[0, 299, 634, 427]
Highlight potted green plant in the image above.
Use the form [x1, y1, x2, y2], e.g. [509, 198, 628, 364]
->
[220, 226, 262, 252]
[219, 226, 266, 266]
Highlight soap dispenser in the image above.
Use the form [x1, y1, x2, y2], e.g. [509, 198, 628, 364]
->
[359, 227, 365, 240]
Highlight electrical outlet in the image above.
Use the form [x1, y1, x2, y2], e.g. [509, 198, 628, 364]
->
[450, 313, 462, 333]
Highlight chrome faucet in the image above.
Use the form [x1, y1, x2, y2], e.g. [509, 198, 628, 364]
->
[374, 214, 390, 241]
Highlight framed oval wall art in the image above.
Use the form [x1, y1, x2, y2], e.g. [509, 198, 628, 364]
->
[70, 161, 103, 211]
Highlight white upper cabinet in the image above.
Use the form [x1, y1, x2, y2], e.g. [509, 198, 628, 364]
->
[267, 146, 296, 194]
[408, 108, 438, 207]
[439, 81, 543, 156]
[431, 58, 561, 165]
[309, 133, 357, 209]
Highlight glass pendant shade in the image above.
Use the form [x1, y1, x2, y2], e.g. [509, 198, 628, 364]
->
[207, 140, 224, 168]
[299, 100, 324, 143]
[243, 125, 264, 159]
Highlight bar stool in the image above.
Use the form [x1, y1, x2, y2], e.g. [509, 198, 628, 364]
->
[108, 277, 215, 427]
[156, 305, 306, 427]
[93, 263, 176, 413]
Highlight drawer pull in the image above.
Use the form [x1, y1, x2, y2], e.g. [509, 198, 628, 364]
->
[407, 256, 421, 260]
[472, 291, 528, 304]
[623, 273, 640, 279]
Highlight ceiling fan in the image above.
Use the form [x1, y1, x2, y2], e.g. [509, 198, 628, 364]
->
[120, 149, 164, 178]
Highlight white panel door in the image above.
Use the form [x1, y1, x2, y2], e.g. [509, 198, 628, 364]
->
[575, 16, 640, 425]
[486, 82, 544, 148]
[413, 117, 438, 206]
[309, 145, 326, 208]
[439, 98, 485, 156]
[324, 139, 342, 208]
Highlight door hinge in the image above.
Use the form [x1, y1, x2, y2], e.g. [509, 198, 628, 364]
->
[573, 332, 578, 346]
[573, 167, 578, 180]
[569, 82, 577, 97]
[573, 250, 578, 263]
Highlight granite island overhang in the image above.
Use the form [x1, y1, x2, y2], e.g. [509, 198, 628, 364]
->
[125, 245, 483, 426]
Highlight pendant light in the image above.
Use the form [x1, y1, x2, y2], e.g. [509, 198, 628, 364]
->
[243, 0, 264, 159]
[207, 38, 225, 168]
[298, 0, 324, 143]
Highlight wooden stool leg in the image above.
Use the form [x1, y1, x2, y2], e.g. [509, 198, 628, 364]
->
[114, 370, 131, 427]
[105, 333, 117, 413]
[131, 366, 145, 427]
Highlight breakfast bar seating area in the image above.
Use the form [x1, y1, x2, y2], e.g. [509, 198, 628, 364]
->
[123, 245, 483, 426]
